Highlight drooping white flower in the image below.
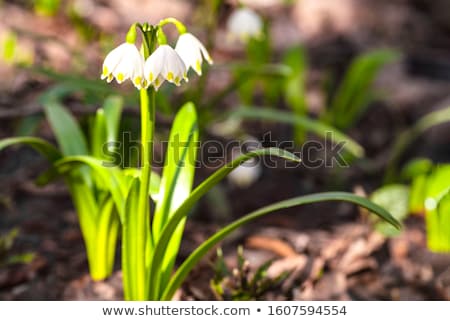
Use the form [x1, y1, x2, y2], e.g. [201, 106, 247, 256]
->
[228, 136, 262, 188]
[101, 43, 145, 89]
[144, 45, 187, 90]
[228, 158, 262, 188]
[175, 33, 212, 76]
[226, 7, 263, 41]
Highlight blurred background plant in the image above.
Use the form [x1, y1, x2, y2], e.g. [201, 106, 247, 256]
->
[210, 246, 288, 300]
[0, 228, 34, 268]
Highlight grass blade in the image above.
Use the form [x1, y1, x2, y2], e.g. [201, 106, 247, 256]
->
[54, 155, 127, 220]
[43, 99, 88, 156]
[149, 147, 300, 299]
[230, 107, 364, 157]
[102, 95, 124, 143]
[330, 49, 398, 129]
[283, 46, 308, 143]
[151, 103, 199, 299]
[0, 137, 61, 161]
[162, 192, 400, 300]
[121, 178, 141, 300]
[385, 105, 450, 182]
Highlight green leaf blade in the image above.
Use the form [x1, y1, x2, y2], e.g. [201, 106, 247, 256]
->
[150, 102, 199, 299]
[162, 192, 400, 300]
[0, 137, 61, 162]
[149, 147, 300, 299]
[43, 99, 88, 156]
[230, 107, 364, 157]
[122, 178, 141, 300]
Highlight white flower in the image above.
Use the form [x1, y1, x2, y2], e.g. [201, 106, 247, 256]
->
[227, 7, 263, 41]
[144, 45, 187, 90]
[228, 158, 261, 188]
[175, 33, 212, 76]
[228, 136, 262, 188]
[101, 43, 145, 89]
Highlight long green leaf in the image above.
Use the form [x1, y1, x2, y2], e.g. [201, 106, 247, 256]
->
[162, 192, 400, 300]
[43, 99, 88, 156]
[92, 95, 124, 159]
[94, 196, 120, 280]
[426, 165, 450, 205]
[230, 107, 364, 157]
[0, 137, 61, 162]
[283, 46, 308, 143]
[123, 168, 161, 202]
[151, 102, 199, 298]
[122, 178, 141, 300]
[90, 96, 123, 190]
[103, 96, 124, 143]
[54, 155, 127, 220]
[148, 147, 300, 299]
[91, 109, 107, 159]
[153, 102, 198, 238]
[68, 179, 99, 278]
[330, 49, 398, 129]
[385, 105, 450, 182]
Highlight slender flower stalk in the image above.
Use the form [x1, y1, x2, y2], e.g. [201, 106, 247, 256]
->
[135, 24, 157, 300]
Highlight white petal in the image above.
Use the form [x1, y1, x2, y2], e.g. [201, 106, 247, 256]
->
[145, 45, 186, 89]
[227, 8, 263, 40]
[228, 159, 261, 188]
[152, 75, 165, 91]
[175, 33, 212, 76]
[101, 43, 144, 88]
[144, 46, 165, 85]
[131, 56, 145, 89]
[101, 44, 125, 80]
[113, 58, 134, 83]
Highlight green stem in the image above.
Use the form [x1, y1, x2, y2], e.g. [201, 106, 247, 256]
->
[134, 88, 155, 300]
[158, 17, 187, 34]
[121, 25, 158, 301]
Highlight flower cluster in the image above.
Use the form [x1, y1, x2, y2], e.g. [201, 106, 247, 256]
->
[101, 30, 212, 91]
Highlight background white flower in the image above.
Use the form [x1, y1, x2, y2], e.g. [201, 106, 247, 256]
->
[228, 136, 263, 188]
[228, 158, 262, 188]
[227, 7, 263, 41]
[144, 45, 187, 90]
[175, 33, 212, 76]
[101, 43, 145, 89]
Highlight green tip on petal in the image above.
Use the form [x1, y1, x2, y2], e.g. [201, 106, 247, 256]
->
[167, 72, 174, 81]
[134, 76, 142, 87]
[117, 73, 124, 82]
[195, 60, 202, 73]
